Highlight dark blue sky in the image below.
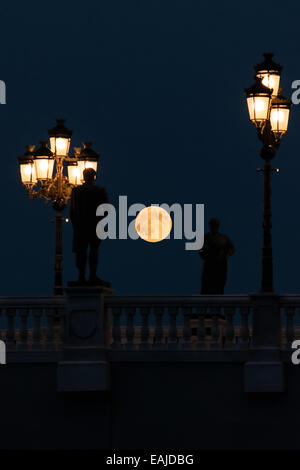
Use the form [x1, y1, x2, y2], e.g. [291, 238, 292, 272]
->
[1, 0, 300, 296]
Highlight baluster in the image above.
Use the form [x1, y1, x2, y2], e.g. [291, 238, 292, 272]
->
[168, 307, 178, 350]
[239, 307, 250, 349]
[195, 307, 206, 349]
[58, 307, 66, 344]
[224, 307, 235, 349]
[182, 307, 192, 349]
[32, 308, 42, 349]
[6, 308, 16, 349]
[19, 308, 29, 349]
[211, 307, 220, 349]
[140, 307, 150, 350]
[46, 308, 55, 349]
[112, 307, 122, 349]
[285, 307, 295, 350]
[52, 307, 61, 345]
[125, 307, 136, 350]
[153, 307, 164, 350]
[104, 306, 111, 347]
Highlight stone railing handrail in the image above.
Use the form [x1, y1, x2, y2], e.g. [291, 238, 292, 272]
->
[0, 297, 66, 308]
[105, 294, 252, 308]
[279, 295, 300, 306]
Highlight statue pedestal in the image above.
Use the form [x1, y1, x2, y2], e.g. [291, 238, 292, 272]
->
[57, 286, 113, 392]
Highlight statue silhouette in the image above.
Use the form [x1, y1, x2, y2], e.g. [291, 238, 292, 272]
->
[69, 168, 110, 287]
[199, 218, 235, 294]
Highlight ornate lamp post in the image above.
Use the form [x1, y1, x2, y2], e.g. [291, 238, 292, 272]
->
[245, 53, 291, 293]
[18, 119, 100, 295]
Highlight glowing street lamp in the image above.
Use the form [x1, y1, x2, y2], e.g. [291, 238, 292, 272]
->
[34, 141, 54, 181]
[77, 142, 100, 182]
[245, 76, 272, 127]
[254, 52, 282, 97]
[48, 119, 72, 157]
[67, 148, 82, 186]
[245, 53, 292, 293]
[17, 119, 101, 295]
[270, 89, 291, 140]
[18, 145, 37, 187]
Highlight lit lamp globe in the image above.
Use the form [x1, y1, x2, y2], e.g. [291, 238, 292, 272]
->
[48, 118, 72, 157]
[77, 142, 99, 182]
[270, 89, 291, 140]
[67, 148, 82, 186]
[245, 76, 272, 128]
[34, 141, 54, 180]
[18, 145, 37, 186]
[254, 53, 282, 97]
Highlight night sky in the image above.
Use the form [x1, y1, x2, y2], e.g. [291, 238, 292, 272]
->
[1, 0, 300, 296]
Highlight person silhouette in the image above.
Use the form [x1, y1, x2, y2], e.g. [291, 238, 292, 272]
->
[69, 168, 110, 287]
[199, 218, 235, 294]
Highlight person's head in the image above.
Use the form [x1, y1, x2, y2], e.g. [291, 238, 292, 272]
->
[83, 168, 97, 184]
[209, 218, 220, 234]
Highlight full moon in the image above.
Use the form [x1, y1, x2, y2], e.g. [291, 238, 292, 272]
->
[135, 206, 172, 243]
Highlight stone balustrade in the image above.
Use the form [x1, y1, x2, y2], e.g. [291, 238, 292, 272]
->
[0, 297, 66, 350]
[0, 294, 299, 352]
[106, 295, 252, 350]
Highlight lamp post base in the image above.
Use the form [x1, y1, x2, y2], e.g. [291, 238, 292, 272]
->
[244, 292, 283, 392]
